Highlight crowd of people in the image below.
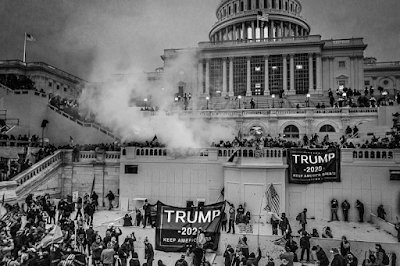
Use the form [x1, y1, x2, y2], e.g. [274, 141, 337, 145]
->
[0, 192, 398, 266]
[0, 74, 35, 91]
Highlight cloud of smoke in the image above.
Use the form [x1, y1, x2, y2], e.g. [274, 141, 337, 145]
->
[78, 49, 237, 149]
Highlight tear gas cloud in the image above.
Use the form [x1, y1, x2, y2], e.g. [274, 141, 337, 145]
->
[78, 50, 237, 149]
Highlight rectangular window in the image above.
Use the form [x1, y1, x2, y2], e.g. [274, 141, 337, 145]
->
[338, 80, 346, 86]
[269, 55, 283, 95]
[48, 82, 52, 87]
[251, 56, 264, 95]
[364, 80, 370, 86]
[294, 53, 309, 95]
[233, 57, 247, 96]
[57, 85, 60, 90]
[338, 61, 346, 68]
[125, 165, 138, 174]
[63, 87, 67, 92]
[210, 58, 223, 96]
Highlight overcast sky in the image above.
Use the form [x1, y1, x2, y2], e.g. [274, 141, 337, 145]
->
[0, 0, 399, 81]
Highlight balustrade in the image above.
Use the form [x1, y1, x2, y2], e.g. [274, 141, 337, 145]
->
[352, 149, 394, 160]
[12, 150, 63, 186]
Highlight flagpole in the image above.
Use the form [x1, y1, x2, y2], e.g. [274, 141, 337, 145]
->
[257, 188, 266, 248]
[23, 32, 27, 63]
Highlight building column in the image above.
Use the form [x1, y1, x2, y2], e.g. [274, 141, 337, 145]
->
[354, 56, 359, 91]
[308, 53, 314, 92]
[283, 54, 288, 94]
[395, 76, 400, 93]
[289, 53, 295, 93]
[246, 56, 252, 96]
[288, 22, 292, 36]
[357, 56, 364, 91]
[219, 31, 222, 41]
[229, 57, 234, 96]
[260, 24, 264, 40]
[279, 21, 283, 38]
[316, 53, 322, 93]
[197, 60, 204, 95]
[233, 24, 236, 40]
[350, 56, 355, 90]
[329, 57, 334, 89]
[269, 20, 274, 38]
[295, 24, 299, 36]
[226, 27, 229, 40]
[251, 21, 255, 41]
[205, 59, 210, 95]
[264, 55, 270, 95]
[242, 22, 247, 39]
[222, 57, 227, 96]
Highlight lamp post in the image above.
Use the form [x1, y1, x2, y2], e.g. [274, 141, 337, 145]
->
[238, 95, 242, 109]
[206, 96, 209, 110]
[144, 98, 148, 110]
[306, 93, 310, 107]
[272, 94, 275, 108]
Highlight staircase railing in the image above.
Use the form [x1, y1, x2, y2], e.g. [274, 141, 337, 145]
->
[48, 104, 119, 140]
[11, 150, 63, 186]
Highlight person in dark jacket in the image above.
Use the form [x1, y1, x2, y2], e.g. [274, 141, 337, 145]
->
[144, 238, 154, 266]
[280, 247, 295, 266]
[279, 213, 291, 237]
[129, 252, 141, 266]
[246, 247, 261, 266]
[344, 252, 358, 266]
[377, 205, 386, 220]
[123, 214, 133, 226]
[330, 248, 344, 266]
[175, 254, 189, 266]
[331, 199, 339, 221]
[105, 191, 115, 210]
[312, 245, 329, 266]
[285, 236, 298, 262]
[341, 200, 350, 222]
[224, 245, 234, 266]
[300, 231, 311, 262]
[340, 236, 351, 257]
[356, 200, 364, 222]
[143, 200, 152, 228]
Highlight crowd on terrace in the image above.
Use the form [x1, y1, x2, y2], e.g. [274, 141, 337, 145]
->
[0, 74, 35, 91]
[0, 193, 398, 266]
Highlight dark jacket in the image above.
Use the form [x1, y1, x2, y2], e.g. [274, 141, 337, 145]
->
[331, 254, 344, 266]
[246, 248, 261, 266]
[316, 248, 329, 266]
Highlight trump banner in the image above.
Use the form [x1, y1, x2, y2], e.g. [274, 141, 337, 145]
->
[155, 201, 225, 252]
[287, 148, 341, 184]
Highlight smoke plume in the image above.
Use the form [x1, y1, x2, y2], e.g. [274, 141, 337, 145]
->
[78, 50, 237, 149]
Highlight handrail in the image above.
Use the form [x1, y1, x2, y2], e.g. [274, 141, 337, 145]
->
[48, 104, 119, 140]
[11, 150, 63, 186]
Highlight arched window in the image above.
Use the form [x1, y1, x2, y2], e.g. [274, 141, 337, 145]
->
[247, 0, 251, 10]
[279, 0, 282, 9]
[264, 0, 268, 8]
[240, 1, 244, 11]
[319, 125, 336, 132]
[283, 125, 299, 138]
[272, 0, 276, 9]
[256, 0, 259, 9]
[285, 1, 288, 10]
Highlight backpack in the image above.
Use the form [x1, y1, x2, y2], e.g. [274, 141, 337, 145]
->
[296, 213, 301, 221]
[382, 253, 389, 265]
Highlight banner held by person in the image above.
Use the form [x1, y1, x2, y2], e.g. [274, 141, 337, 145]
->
[287, 148, 341, 184]
[155, 201, 225, 252]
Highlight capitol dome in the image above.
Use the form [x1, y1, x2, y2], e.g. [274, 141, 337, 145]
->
[210, 0, 311, 42]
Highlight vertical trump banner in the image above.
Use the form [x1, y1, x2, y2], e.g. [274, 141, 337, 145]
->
[155, 201, 225, 252]
[287, 148, 341, 184]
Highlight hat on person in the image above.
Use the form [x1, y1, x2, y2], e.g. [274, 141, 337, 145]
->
[249, 252, 255, 258]
[330, 248, 339, 254]
[181, 255, 185, 259]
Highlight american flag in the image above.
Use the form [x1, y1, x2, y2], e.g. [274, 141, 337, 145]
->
[26, 33, 36, 42]
[264, 184, 280, 214]
[257, 11, 269, 22]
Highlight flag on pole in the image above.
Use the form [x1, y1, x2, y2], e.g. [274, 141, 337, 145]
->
[90, 176, 95, 195]
[26, 33, 36, 42]
[227, 149, 240, 163]
[40, 225, 63, 247]
[257, 11, 269, 22]
[70, 136, 74, 144]
[264, 184, 280, 213]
